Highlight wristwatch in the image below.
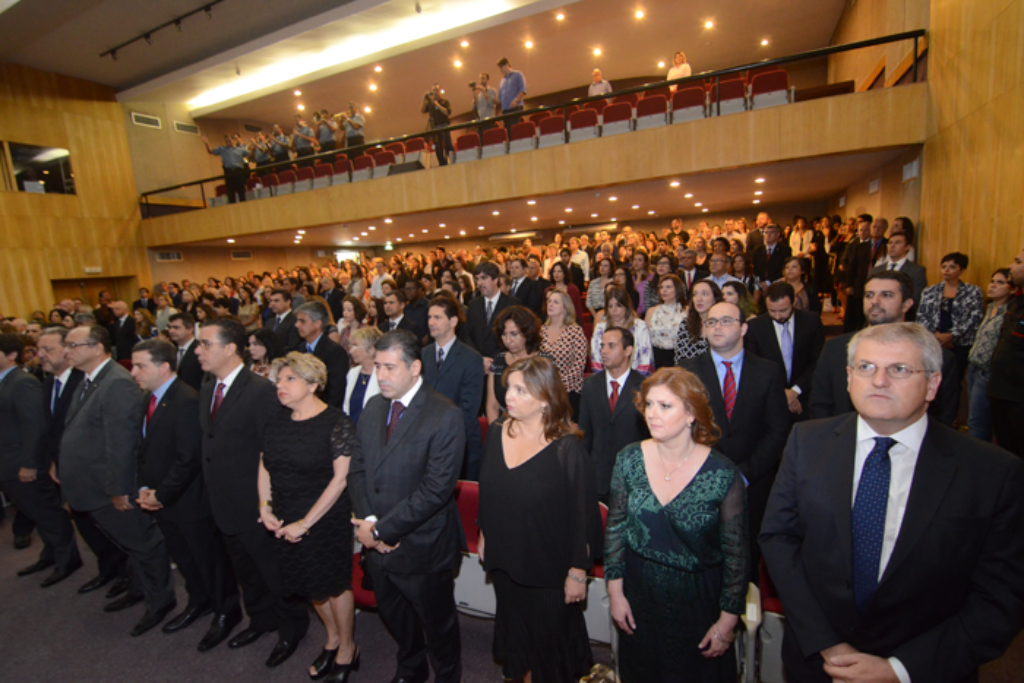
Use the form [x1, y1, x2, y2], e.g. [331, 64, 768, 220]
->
[370, 525, 381, 542]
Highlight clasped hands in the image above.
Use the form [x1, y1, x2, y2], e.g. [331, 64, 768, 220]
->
[136, 489, 163, 511]
[351, 517, 400, 554]
[259, 507, 308, 544]
[820, 643, 900, 683]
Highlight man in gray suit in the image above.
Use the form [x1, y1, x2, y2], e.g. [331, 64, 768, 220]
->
[870, 231, 927, 320]
[350, 330, 465, 683]
[61, 325, 177, 636]
[0, 334, 82, 586]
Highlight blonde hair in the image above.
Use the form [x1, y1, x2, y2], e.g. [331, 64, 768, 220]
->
[351, 325, 382, 350]
[545, 289, 577, 325]
[270, 351, 327, 389]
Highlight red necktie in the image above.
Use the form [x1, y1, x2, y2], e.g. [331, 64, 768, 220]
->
[386, 401, 405, 443]
[609, 380, 620, 414]
[687, 272, 693, 290]
[722, 361, 736, 420]
[211, 382, 225, 420]
[146, 394, 157, 426]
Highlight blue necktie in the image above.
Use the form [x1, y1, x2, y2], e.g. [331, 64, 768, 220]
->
[778, 321, 794, 382]
[52, 378, 62, 414]
[852, 436, 895, 613]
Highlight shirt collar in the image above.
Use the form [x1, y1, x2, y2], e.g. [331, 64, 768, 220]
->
[151, 376, 176, 404]
[856, 412, 929, 454]
[217, 361, 245, 392]
[437, 336, 457, 358]
[0, 366, 17, 384]
[394, 377, 423, 408]
[711, 348, 744, 369]
[485, 291, 501, 306]
[306, 333, 323, 352]
[55, 367, 73, 386]
[773, 316, 794, 332]
[86, 357, 112, 383]
[606, 366, 631, 388]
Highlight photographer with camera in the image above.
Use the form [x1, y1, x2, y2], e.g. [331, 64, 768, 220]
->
[338, 102, 365, 149]
[472, 72, 499, 133]
[421, 84, 454, 166]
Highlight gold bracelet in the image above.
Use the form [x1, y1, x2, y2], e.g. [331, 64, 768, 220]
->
[259, 499, 273, 509]
[299, 519, 310, 535]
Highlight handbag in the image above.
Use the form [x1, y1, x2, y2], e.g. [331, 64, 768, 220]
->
[579, 663, 618, 683]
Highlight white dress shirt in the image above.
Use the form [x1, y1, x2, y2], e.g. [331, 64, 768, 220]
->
[211, 361, 245, 410]
[605, 367, 631, 399]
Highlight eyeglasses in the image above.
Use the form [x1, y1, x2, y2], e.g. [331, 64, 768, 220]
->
[197, 340, 225, 349]
[850, 361, 926, 380]
[703, 317, 740, 328]
[66, 341, 98, 349]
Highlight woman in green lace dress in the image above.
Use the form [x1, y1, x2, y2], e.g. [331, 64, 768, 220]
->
[605, 367, 749, 682]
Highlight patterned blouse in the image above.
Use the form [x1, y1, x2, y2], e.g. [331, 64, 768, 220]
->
[647, 303, 685, 350]
[591, 319, 655, 376]
[586, 277, 613, 312]
[673, 316, 708, 365]
[337, 320, 364, 357]
[540, 324, 589, 393]
[968, 301, 1010, 369]
[918, 281, 984, 347]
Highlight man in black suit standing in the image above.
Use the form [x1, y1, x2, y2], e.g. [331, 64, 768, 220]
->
[319, 276, 344, 323]
[130, 339, 239, 641]
[870, 231, 927, 320]
[527, 256, 551, 293]
[295, 302, 349, 408]
[682, 302, 790, 571]
[109, 301, 137, 361]
[351, 330, 465, 683]
[744, 282, 825, 419]
[844, 215, 888, 333]
[264, 289, 301, 355]
[676, 248, 710, 301]
[133, 288, 157, 315]
[466, 261, 520, 359]
[422, 296, 485, 480]
[760, 323, 1024, 683]
[559, 247, 587, 292]
[578, 326, 648, 503]
[751, 223, 792, 292]
[507, 257, 543, 317]
[0, 333, 83, 587]
[194, 318, 307, 665]
[378, 290, 421, 338]
[167, 313, 204, 391]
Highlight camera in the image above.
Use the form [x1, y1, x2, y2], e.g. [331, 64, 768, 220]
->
[469, 81, 477, 88]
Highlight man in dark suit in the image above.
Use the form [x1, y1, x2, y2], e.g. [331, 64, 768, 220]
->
[676, 247, 710, 301]
[844, 215, 889, 332]
[466, 261, 520, 359]
[809, 271, 960, 424]
[402, 279, 430, 342]
[167, 312, 204, 391]
[133, 288, 157, 315]
[0, 333, 82, 586]
[751, 223, 792, 289]
[36, 327, 126, 594]
[870, 231, 927, 320]
[130, 339, 239, 639]
[108, 301, 137, 361]
[422, 296, 485, 480]
[760, 322, 1024, 683]
[319, 276, 344, 323]
[264, 288, 301, 355]
[61, 325, 177, 636]
[351, 330, 465, 683]
[682, 302, 790, 571]
[194, 318, 307, 665]
[744, 282, 825, 418]
[578, 326, 649, 503]
[507, 257, 543, 317]
[295, 302, 349, 408]
[378, 290, 421, 338]
[560, 247, 586, 292]
[527, 256, 551, 293]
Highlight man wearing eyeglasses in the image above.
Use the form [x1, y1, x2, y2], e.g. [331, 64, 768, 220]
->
[761, 322, 1024, 683]
[680, 301, 789, 576]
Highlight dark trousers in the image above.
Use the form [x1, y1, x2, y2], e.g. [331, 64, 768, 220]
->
[90, 503, 176, 613]
[346, 135, 365, 150]
[12, 507, 34, 537]
[71, 505, 127, 578]
[991, 398, 1024, 459]
[367, 564, 462, 683]
[0, 477, 80, 568]
[433, 131, 454, 166]
[844, 288, 865, 332]
[295, 147, 315, 168]
[224, 170, 247, 204]
[156, 513, 239, 615]
[223, 528, 309, 642]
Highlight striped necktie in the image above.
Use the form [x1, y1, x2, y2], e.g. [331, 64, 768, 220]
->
[722, 361, 736, 420]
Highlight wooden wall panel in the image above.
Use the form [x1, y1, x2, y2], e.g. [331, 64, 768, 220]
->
[146, 246, 321, 285]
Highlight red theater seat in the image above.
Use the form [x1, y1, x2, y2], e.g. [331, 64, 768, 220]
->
[751, 70, 791, 109]
[509, 121, 536, 153]
[452, 133, 480, 163]
[568, 109, 599, 142]
[636, 95, 669, 130]
[480, 127, 508, 159]
[537, 115, 566, 147]
[601, 102, 633, 136]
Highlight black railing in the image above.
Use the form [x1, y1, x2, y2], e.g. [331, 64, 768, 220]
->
[140, 28, 926, 216]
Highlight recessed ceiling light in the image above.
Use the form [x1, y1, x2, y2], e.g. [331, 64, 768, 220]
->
[648, 210, 655, 215]
[635, 10, 644, 19]
[684, 193, 693, 198]
[353, 236, 359, 240]
[460, 230, 466, 235]
[422, 229, 428, 233]
[527, 200, 536, 205]
[439, 223, 446, 227]
[702, 208, 709, 212]
[409, 233, 414, 237]
[556, 12, 565, 21]
[361, 231, 368, 236]
[754, 190, 763, 196]
[670, 181, 681, 187]
[454, 59, 462, 68]
[294, 90, 301, 96]
[695, 202, 703, 207]
[369, 83, 377, 91]
[384, 218, 392, 223]
[591, 213, 598, 218]
[531, 217, 538, 221]
[704, 20, 714, 29]
[658, 61, 665, 69]
[374, 65, 382, 73]
[492, 211, 500, 215]
[755, 177, 765, 183]
[753, 200, 761, 204]
[565, 208, 572, 212]
[632, 204, 640, 209]
[445, 235, 450, 239]
[363, 106, 371, 113]
[396, 238, 402, 242]
[761, 39, 769, 47]
[609, 196, 618, 201]
[226, 238, 235, 243]
[460, 40, 469, 48]
[610, 217, 617, 221]
[297, 104, 305, 110]
[525, 40, 534, 49]
[559, 220, 565, 225]
[478, 226, 485, 230]
[369, 226, 376, 230]
[510, 228, 517, 233]
[593, 48, 602, 56]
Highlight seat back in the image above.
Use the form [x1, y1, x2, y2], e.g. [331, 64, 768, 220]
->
[509, 122, 535, 141]
[404, 137, 426, 152]
[374, 151, 397, 166]
[643, 86, 673, 100]
[245, 177, 259, 190]
[602, 102, 633, 124]
[385, 142, 406, 162]
[563, 104, 580, 118]
[264, 173, 280, 187]
[278, 170, 296, 183]
[637, 95, 668, 117]
[214, 184, 227, 196]
[538, 115, 566, 136]
[583, 99, 609, 114]
[568, 109, 599, 130]
[454, 481, 480, 553]
[672, 86, 706, 111]
[482, 127, 508, 146]
[709, 79, 747, 102]
[314, 163, 332, 178]
[751, 70, 789, 95]
[353, 155, 374, 171]
[748, 64, 781, 80]
[613, 93, 638, 107]
[296, 167, 314, 181]
[455, 133, 480, 151]
[333, 159, 351, 175]
[527, 111, 551, 125]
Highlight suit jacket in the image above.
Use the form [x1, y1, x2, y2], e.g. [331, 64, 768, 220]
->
[110, 316, 137, 361]
[199, 367, 282, 535]
[578, 369, 649, 498]
[321, 287, 345, 323]
[744, 311, 825, 410]
[567, 263, 586, 292]
[466, 293, 521, 359]
[378, 315, 420, 340]
[133, 298, 157, 315]
[42, 369, 83, 468]
[60, 360, 145, 512]
[759, 415, 1024, 683]
[746, 228, 765, 253]
[752, 242, 792, 284]
[349, 383, 466, 575]
[138, 378, 209, 522]
[265, 310, 301, 354]
[175, 339, 204, 392]
[848, 238, 888, 290]
[403, 298, 430, 342]
[421, 339, 485, 473]
[510, 277, 543, 317]
[309, 335, 350, 408]
[0, 368, 46, 480]
[677, 267, 711, 301]
[870, 261, 928, 304]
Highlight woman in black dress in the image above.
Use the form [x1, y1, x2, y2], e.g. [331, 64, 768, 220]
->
[258, 352, 360, 682]
[485, 305, 547, 424]
[478, 355, 600, 683]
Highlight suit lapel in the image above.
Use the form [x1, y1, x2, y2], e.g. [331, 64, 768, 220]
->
[731, 354, 759, 423]
[65, 361, 114, 426]
[827, 416, 858, 579]
[376, 384, 429, 470]
[698, 353, 729, 425]
[145, 380, 176, 441]
[211, 368, 248, 424]
[611, 371, 642, 420]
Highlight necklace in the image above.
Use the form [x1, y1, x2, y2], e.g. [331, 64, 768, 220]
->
[657, 444, 697, 481]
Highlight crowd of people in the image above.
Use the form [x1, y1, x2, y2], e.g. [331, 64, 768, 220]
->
[2, 210, 1024, 683]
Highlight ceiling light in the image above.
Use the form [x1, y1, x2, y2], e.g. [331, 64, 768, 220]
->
[374, 65, 382, 72]
[525, 40, 534, 48]
[369, 83, 377, 91]
[610, 217, 617, 221]
[695, 202, 703, 207]
[226, 238, 235, 243]
[753, 200, 761, 204]
[658, 61, 665, 69]
[384, 218, 392, 223]
[755, 177, 765, 183]
[670, 181, 680, 187]
[556, 13, 565, 21]
[527, 200, 536, 205]
[632, 204, 640, 209]
[297, 230, 306, 234]
[565, 208, 572, 212]
[369, 226, 376, 230]
[593, 48, 602, 56]
[422, 229, 428, 233]
[454, 59, 462, 68]
[761, 39, 769, 47]
[361, 231, 368, 236]
[559, 220, 565, 225]
[297, 104, 305, 110]
[591, 213, 598, 218]
[353, 236, 359, 240]
[609, 196, 617, 201]
[460, 230, 466, 235]
[397, 238, 402, 242]
[445, 235, 450, 239]
[754, 190, 763, 196]
[460, 40, 469, 47]
[531, 216, 538, 221]
[294, 90, 301, 96]
[704, 20, 714, 29]
[702, 208, 709, 212]
[648, 210, 655, 215]
[409, 233, 414, 237]
[440, 223, 446, 227]
[492, 211, 500, 215]
[635, 10, 644, 19]
[364, 106, 371, 113]
[684, 193, 693, 198]
[478, 226, 485, 230]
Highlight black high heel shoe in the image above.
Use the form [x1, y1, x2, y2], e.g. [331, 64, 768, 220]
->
[324, 647, 361, 683]
[309, 647, 339, 680]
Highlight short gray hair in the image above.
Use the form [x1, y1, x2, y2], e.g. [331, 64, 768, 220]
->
[38, 326, 68, 341]
[847, 322, 942, 376]
[270, 351, 327, 389]
[375, 329, 419, 366]
[295, 302, 329, 328]
[73, 312, 96, 325]
[351, 325, 382, 350]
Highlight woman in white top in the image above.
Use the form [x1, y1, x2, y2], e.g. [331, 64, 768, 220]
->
[591, 286, 654, 376]
[342, 326, 382, 425]
[645, 274, 686, 370]
[667, 51, 692, 91]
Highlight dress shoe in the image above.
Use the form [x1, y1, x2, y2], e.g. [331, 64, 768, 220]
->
[388, 668, 428, 683]
[309, 647, 338, 680]
[324, 648, 361, 683]
[130, 600, 177, 637]
[78, 574, 115, 594]
[162, 603, 214, 634]
[105, 576, 130, 599]
[104, 593, 144, 613]
[266, 638, 300, 668]
[16, 558, 54, 577]
[40, 558, 83, 588]
[197, 612, 242, 652]
[228, 626, 269, 649]
[14, 535, 32, 550]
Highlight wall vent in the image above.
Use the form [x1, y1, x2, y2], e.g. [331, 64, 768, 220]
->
[231, 250, 253, 260]
[156, 251, 183, 262]
[130, 112, 162, 129]
[174, 121, 200, 135]
[243, 123, 262, 133]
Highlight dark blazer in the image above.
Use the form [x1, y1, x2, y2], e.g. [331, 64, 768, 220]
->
[465, 293, 521, 359]
[60, 360, 145, 512]
[110, 316, 137, 361]
[42, 369, 84, 468]
[310, 335, 350, 408]
[421, 339, 485, 477]
[848, 238, 888, 290]
[510, 277, 543, 317]
[265, 310, 301, 354]
[321, 287, 345, 323]
[677, 267, 711, 301]
[533, 276, 552, 294]
[349, 384, 466, 575]
[0, 368, 46, 480]
[138, 378, 209, 523]
[752, 242, 792, 284]
[403, 298, 430, 342]
[133, 298, 157, 314]
[744, 311, 825, 411]
[759, 415, 1024, 683]
[567, 262, 586, 292]
[578, 369, 649, 498]
[175, 339, 204, 392]
[199, 367, 282, 535]
[746, 228, 765, 253]
[377, 315, 420, 339]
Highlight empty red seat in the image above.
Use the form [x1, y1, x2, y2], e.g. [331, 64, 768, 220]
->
[278, 170, 296, 183]
[405, 137, 426, 153]
[563, 104, 580, 117]
[748, 64, 781, 80]
[568, 109, 598, 129]
[636, 95, 669, 130]
[508, 121, 537, 153]
[296, 167, 314, 181]
[455, 133, 480, 152]
[602, 102, 632, 124]
[709, 80, 747, 115]
[583, 99, 609, 114]
[671, 87, 706, 123]
[245, 177, 259, 191]
[751, 70, 791, 109]
[482, 128, 508, 146]
[375, 151, 397, 166]
[613, 93, 638, 107]
[385, 142, 405, 159]
[333, 159, 351, 176]
[314, 163, 332, 178]
[528, 111, 551, 125]
[538, 115, 565, 135]
[643, 87, 673, 100]
[214, 184, 227, 196]
[353, 155, 374, 171]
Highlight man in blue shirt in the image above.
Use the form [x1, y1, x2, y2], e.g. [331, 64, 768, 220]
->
[290, 115, 317, 167]
[314, 110, 338, 154]
[268, 124, 292, 164]
[340, 103, 365, 149]
[497, 57, 527, 127]
[202, 134, 248, 204]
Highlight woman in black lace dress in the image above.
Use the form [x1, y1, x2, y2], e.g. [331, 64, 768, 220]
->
[258, 352, 360, 682]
